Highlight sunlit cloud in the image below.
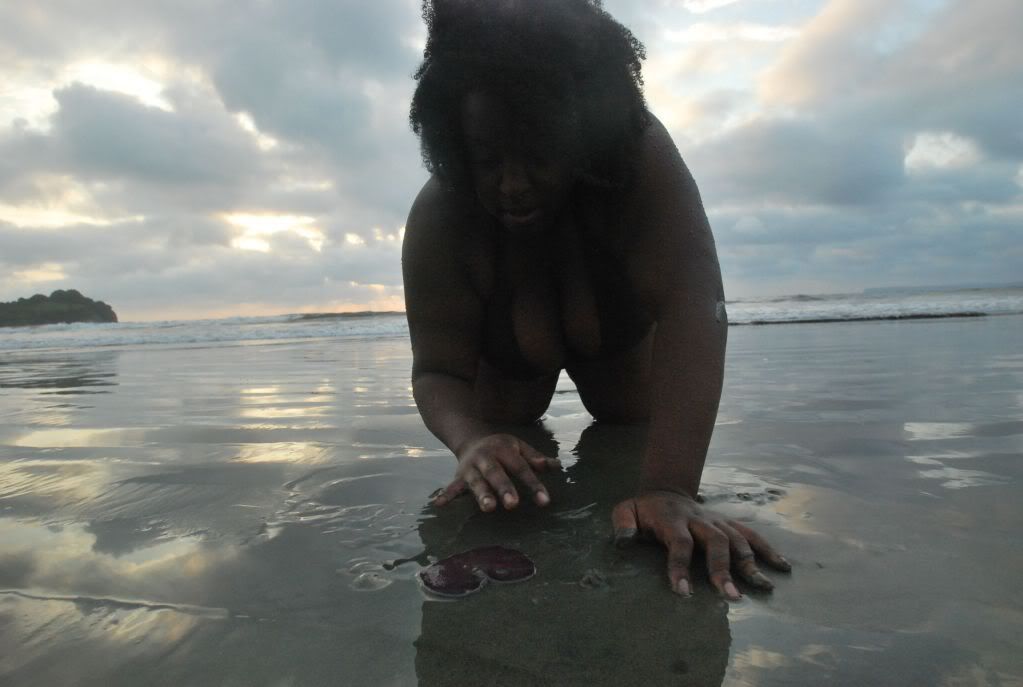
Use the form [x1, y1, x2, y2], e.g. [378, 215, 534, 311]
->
[677, 0, 744, 13]
[11, 262, 66, 284]
[275, 176, 334, 192]
[0, 204, 140, 228]
[904, 132, 981, 172]
[665, 23, 799, 43]
[223, 213, 325, 252]
[0, 81, 57, 131]
[0, 172, 150, 228]
[234, 112, 279, 151]
[61, 60, 173, 111]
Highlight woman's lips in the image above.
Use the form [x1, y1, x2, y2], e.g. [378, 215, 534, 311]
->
[501, 208, 542, 227]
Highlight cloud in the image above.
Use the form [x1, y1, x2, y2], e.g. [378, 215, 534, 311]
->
[678, 0, 744, 14]
[672, 0, 1023, 295]
[0, 0, 1019, 314]
[761, 0, 1023, 159]
[0, 215, 405, 320]
[52, 84, 262, 187]
[690, 116, 906, 206]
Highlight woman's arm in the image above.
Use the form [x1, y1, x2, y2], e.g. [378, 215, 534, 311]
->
[628, 118, 726, 497]
[403, 179, 555, 511]
[612, 117, 790, 598]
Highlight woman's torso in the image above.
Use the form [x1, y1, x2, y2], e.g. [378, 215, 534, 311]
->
[462, 190, 656, 380]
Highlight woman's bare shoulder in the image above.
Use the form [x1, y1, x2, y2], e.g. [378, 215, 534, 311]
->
[621, 113, 720, 304]
[406, 177, 462, 237]
[405, 178, 477, 259]
[632, 113, 695, 194]
[403, 176, 494, 295]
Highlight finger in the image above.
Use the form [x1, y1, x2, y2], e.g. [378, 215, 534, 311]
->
[477, 458, 520, 509]
[690, 520, 740, 600]
[506, 456, 550, 506]
[431, 480, 465, 507]
[665, 530, 694, 597]
[729, 520, 791, 572]
[719, 523, 773, 591]
[521, 443, 560, 472]
[463, 467, 497, 512]
[610, 501, 639, 548]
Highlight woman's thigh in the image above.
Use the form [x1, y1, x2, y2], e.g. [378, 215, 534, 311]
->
[565, 326, 655, 424]
[473, 358, 560, 425]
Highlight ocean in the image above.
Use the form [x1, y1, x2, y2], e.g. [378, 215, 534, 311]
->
[2, 285, 1021, 352]
[1, 288, 1022, 684]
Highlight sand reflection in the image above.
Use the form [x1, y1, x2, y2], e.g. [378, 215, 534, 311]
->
[233, 441, 331, 464]
[12, 427, 151, 448]
[414, 423, 732, 686]
[903, 422, 975, 441]
[0, 519, 224, 608]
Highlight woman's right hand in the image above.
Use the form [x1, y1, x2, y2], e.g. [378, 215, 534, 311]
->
[432, 434, 561, 512]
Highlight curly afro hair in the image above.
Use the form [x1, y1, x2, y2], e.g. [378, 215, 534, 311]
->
[409, 0, 650, 193]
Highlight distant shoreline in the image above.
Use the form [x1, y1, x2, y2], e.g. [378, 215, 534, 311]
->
[293, 311, 405, 321]
[734, 311, 990, 326]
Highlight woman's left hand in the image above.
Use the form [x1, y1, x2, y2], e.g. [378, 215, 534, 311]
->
[611, 490, 791, 599]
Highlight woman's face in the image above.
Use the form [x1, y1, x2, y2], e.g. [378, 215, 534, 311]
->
[461, 91, 577, 233]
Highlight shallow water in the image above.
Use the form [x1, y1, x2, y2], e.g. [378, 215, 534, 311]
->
[1, 315, 1021, 685]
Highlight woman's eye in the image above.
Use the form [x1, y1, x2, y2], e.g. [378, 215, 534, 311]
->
[472, 156, 499, 169]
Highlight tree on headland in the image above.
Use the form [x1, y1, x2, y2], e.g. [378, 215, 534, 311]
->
[0, 290, 118, 327]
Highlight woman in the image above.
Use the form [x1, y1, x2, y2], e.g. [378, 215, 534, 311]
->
[403, 0, 789, 599]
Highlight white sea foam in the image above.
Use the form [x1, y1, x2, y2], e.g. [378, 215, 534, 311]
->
[0, 313, 410, 352]
[727, 287, 1023, 325]
[2, 288, 1021, 352]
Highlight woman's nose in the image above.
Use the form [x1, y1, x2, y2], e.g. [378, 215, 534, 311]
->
[499, 160, 531, 199]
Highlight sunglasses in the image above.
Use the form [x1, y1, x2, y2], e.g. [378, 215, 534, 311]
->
[419, 545, 536, 597]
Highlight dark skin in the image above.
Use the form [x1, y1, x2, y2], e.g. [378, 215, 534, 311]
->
[402, 92, 790, 600]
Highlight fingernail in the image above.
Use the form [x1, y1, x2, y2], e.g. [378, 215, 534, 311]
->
[676, 579, 691, 597]
[503, 493, 516, 508]
[779, 556, 792, 571]
[536, 491, 550, 506]
[753, 572, 774, 590]
[724, 581, 741, 600]
[480, 496, 494, 510]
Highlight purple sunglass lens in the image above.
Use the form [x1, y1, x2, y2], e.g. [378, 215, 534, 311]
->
[419, 560, 486, 598]
[464, 545, 536, 582]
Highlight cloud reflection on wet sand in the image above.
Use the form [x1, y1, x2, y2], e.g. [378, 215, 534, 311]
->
[0, 317, 1021, 685]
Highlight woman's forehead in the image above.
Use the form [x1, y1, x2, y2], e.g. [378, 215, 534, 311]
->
[461, 91, 573, 146]
[461, 92, 506, 135]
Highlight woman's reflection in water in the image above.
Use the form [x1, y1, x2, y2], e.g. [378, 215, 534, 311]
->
[414, 422, 730, 686]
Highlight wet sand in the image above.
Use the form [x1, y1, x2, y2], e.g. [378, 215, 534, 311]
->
[1, 315, 1021, 686]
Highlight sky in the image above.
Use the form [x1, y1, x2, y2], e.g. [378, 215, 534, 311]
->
[0, 0, 1020, 321]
